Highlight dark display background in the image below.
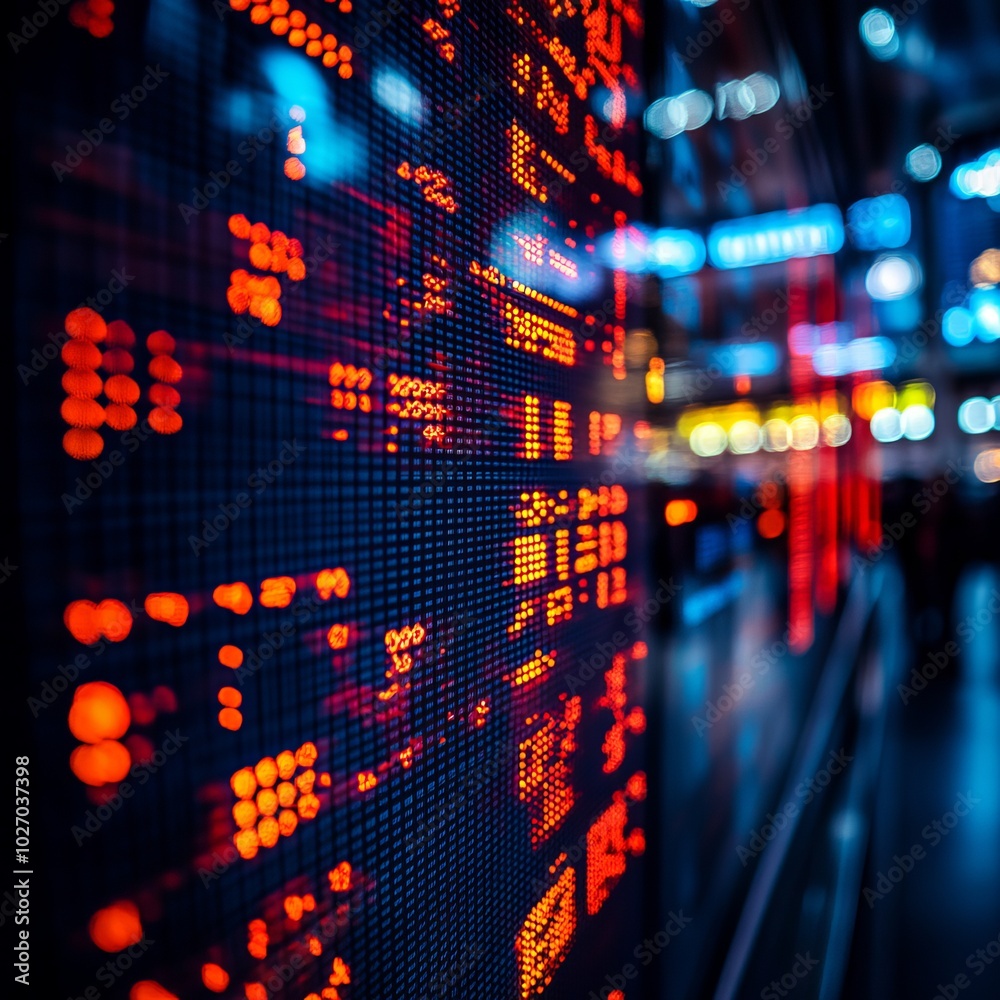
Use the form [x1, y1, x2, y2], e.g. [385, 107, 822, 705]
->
[12, 1, 652, 997]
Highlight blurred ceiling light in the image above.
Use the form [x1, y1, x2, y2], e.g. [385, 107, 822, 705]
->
[951, 151, 1000, 200]
[812, 337, 896, 377]
[970, 249, 1000, 287]
[865, 254, 922, 301]
[822, 413, 852, 447]
[870, 407, 903, 442]
[762, 419, 790, 452]
[373, 69, 425, 123]
[942, 307, 975, 347]
[644, 90, 713, 139]
[728, 420, 762, 454]
[789, 415, 819, 451]
[847, 194, 911, 250]
[958, 397, 995, 435]
[974, 449, 1000, 484]
[860, 8, 900, 60]
[971, 287, 1000, 341]
[680, 0, 718, 7]
[708, 204, 844, 269]
[648, 228, 707, 276]
[689, 422, 727, 457]
[715, 73, 780, 121]
[900, 404, 935, 441]
[905, 143, 942, 182]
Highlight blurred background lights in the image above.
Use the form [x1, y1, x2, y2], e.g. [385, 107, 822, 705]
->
[789, 415, 819, 451]
[690, 422, 728, 457]
[860, 8, 900, 60]
[865, 254, 922, 300]
[871, 407, 903, 442]
[943, 306, 975, 346]
[905, 143, 942, 182]
[958, 397, 996, 434]
[644, 89, 713, 139]
[708, 204, 844, 269]
[822, 413, 853, 447]
[950, 151, 1000, 199]
[847, 194, 911, 250]
[970, 286, 1000, 341]
[648, 228, 707, 276]
[812, 337, 896, 376]
[728, 419, 763, 454]
[974, 449, 1000, 483]
[762, 418, 790, 452]
[970, 249, 1000, 286]
[373, 69, 425, 123]
[900, 403, 935, 441]
[715, 73, 780, 121]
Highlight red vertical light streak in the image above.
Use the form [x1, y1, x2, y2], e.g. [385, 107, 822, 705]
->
[815, 256, 838, 615]
[611, 211, 627, 380]
[787, 259, 814, 653]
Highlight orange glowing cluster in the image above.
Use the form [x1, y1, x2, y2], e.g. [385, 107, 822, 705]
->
[64, 598, 133, 645]
[129, 983, 179, 1000]
[548, 248, 578, 279]
[593, 567, 627, 609]
[553, 400, 573, 460]
[523, 394, 541, 460]
[213, 581, 254, 615]
[89, 900, 142, 951]
[421, 17, 455, 61]
[578, 484, 628, 519]
[514, 233, 547, 265]
[589, 411, 622, 455]
[546, 585, 574, 625]
[518, 696, 580, 846]
[329, 363, 373, 412]
[507, 648, 557, 687]
[144, 592, 189, 626]
[505, 303, 576, 366]
[69, 0, 114, 38]
[469, 260, 579, 317]
[555, 529, 570, 580]
[396, 162, 458, 213]
[515, 864, 576, 999]
[584, 115, 642, 194]
[228, 1, 353, 73]
[329, 957, 351, 985]
[514, 491, 571, 528]
[438, 0, 460, 15]
[508, 120, 575, 203]
[61, 308, 107, 458]
[512, 55, 570, 134]
[316, 567, 351, 600]
[201, 964, 230, 992]
[285, 108, 307, 180]
[327, 623, 350, 650]
[328, 861, 352, 891]
[230, 743, 321, 859]
[247, 918, 269, 959]
[665, 499, 698, 527]
[387, 373, 446, 399]
[260, 576, 296, 608]
[514, 534, 549, 585]
[146, 330, 183, 435]
[69, 681, 130, 744]
[227, 215, 308, 325]
[573, 520, 627, 574]
[597, 653, 646, 774]
[283, 892, 317, 920]
[586, 789, 644, 916]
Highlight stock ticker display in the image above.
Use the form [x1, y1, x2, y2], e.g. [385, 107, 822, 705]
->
[13, 0, 651, 997]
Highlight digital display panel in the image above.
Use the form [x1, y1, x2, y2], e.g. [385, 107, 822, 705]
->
[12, 1, 651, 997]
